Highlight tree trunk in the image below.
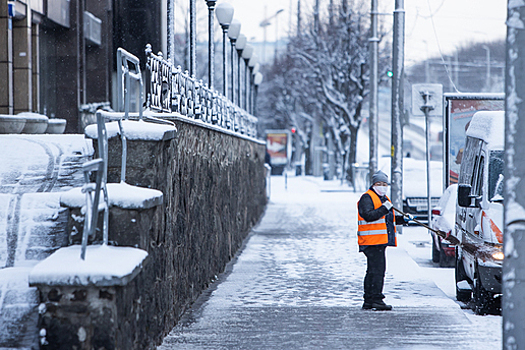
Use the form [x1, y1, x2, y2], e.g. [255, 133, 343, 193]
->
[346, 126, 358, 185]
[305, 128, 313, 175]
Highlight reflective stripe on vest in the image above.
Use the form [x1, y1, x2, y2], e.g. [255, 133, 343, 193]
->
[357, 189, 392, 246]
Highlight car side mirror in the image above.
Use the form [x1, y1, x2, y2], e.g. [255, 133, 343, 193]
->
[458, 184, 472, 207]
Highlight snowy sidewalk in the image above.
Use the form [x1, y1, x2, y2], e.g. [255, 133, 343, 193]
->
[158, 175, 501, 350]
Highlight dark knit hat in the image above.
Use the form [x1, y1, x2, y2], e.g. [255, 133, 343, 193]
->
[371, 170, 389, 185]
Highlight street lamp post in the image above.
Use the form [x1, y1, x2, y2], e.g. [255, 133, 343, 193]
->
[236, 34, 247, 107]
[274, 9, 284, 61]
[253, 72, 263, 116]
[248, 55, 258, 113]
[167, 0, 175, 65]
[190, 0, 197, 76]
[250, 63, 261, 114]
[228, 19, 241, 103]
[216, 3, 234, 97]
[242, 45, 254, 110]
[205, 0, 218, 90]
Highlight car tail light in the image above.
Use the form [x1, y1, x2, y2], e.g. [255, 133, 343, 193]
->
[431, 209, 441, 216]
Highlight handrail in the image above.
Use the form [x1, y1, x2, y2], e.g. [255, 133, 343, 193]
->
[80, 158, 106, 260]
[96, 111, 111, 244]
[117, 48, 144, 121]
[96, 110, 129, 183]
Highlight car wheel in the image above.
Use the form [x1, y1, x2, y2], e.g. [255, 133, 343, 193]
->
[473, 265, 501, 315]
[455, 252, 471, 302]
[439, 246, 455, 268]
[432, 235, 440, 263]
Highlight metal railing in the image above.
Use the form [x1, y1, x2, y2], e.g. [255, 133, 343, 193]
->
[144, 45, 258, 138]
[80, 157, 108, 260]
[117, 48, 144, 121]
[145, 44, 172, 113]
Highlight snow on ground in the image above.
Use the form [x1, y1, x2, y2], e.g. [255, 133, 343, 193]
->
[0, 134, 92, 347]
[160, 175, 502, 350]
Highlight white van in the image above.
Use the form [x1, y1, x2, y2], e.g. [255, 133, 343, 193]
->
[454, 111, 504, 315]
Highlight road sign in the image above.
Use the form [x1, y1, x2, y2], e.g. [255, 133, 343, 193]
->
[412, 84, 443, 116]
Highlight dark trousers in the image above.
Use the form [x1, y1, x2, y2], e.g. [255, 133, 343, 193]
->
[362, 245, 386, 303]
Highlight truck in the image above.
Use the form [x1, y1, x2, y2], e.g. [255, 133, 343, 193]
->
[444, 93, 504, 188]
[453, 111, 504, 315]
[428, 93, 505, 269]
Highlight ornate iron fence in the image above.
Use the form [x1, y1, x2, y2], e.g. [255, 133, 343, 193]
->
[144, 45, 258, 138]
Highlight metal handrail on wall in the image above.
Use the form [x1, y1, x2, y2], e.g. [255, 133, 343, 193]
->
[144, 45, 258, 138]
[80, 158, 107, 260]
[117, 48, 144, 121]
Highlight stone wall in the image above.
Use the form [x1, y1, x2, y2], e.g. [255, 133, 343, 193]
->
[94, 117, 267, 348]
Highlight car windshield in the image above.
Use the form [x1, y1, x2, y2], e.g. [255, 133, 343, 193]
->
[489, 151, 504, 201]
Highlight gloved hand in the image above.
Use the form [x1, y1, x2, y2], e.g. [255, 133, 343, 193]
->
[404, 213, 414, 222]
[382, 201, 393, 210]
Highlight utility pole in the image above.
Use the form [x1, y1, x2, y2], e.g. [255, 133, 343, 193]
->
[391, 0, 405, 211]
[503, 1, 525, 348]
[368, 0, 379, 182]
[262, 6, 268, 63]
[482, 45, 491, 91]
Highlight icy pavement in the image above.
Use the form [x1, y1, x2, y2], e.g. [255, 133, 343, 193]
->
[0, 134, 93, 348]
[158, 175, 501, 350]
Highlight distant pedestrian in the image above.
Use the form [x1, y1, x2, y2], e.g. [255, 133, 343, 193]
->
[265, 149, 271, 165]
[357, 170, 407, 311]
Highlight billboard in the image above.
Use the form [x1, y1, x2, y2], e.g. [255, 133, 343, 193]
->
[444, 93, 504, 187]
[266, 131, 291, 166]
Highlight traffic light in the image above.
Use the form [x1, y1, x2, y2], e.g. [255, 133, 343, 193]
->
[386, 70, 393, 78]
[291, 127, 296, 134]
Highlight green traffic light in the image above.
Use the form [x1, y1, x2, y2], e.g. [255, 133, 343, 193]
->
[387, 70, 393, 78]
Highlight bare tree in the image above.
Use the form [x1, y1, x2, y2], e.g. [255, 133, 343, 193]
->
[260, 0, 390, 182]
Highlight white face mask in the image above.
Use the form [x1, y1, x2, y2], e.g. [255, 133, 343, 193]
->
[373, 185, 389, 197]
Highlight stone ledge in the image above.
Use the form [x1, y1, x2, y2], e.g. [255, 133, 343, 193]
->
[84, 118, 177, 141]
[60, 182, 163, 210]
[28, 245, 148, 287]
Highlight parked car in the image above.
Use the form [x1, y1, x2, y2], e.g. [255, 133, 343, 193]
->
[379, 157, 442, 222]
[430, 184, 457, 267]
[453, 111, 504, 315]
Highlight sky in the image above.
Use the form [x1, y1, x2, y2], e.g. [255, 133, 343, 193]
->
[219, 0, 508, 66]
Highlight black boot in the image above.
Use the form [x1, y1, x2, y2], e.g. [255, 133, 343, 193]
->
[371, 300, 392, 311]
[362, 301, 374, 310]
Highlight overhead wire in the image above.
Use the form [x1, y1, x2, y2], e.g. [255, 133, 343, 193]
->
[425, 0, 460, 93]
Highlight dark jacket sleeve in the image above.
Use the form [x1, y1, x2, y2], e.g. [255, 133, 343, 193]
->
[358, 193, 389, 222]
[395, 215, 406, 225]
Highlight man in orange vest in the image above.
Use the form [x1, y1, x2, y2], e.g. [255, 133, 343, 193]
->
[357, 170, 408, 310]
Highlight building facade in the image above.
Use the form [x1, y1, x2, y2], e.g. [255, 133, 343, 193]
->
[1, 0, 164, 133]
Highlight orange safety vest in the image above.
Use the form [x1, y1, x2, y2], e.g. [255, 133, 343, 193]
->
[357, 189, 397, 247]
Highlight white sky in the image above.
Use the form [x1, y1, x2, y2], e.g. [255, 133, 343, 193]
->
[220, 0, 508, 66]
